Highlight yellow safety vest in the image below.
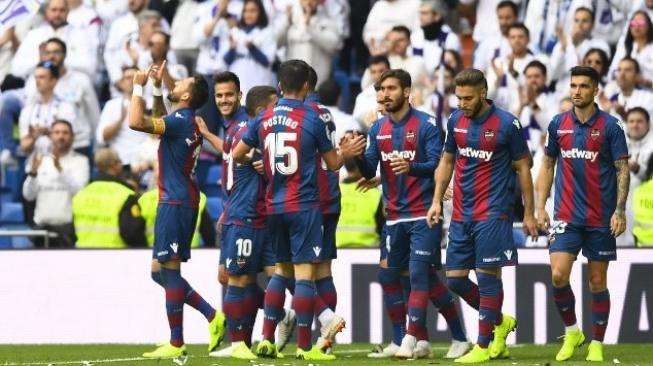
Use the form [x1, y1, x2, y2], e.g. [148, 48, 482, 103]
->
[138, 189, 206, 247]
[336, 182, 381, 248]
[73, 181, 135, 248]
[633, 180, 653, 247]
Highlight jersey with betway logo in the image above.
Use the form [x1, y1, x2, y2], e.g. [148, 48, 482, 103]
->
[444, 102, 529, 222]
[545, 107, 629, 227]
[357, 107, 442, 224]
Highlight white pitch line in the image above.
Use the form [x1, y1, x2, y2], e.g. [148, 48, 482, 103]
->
[2, 355, 214, 366]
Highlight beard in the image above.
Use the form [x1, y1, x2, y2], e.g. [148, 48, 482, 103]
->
[384, 95, 405, 113]
[167, 93, 179, 103]
[572, 97, 593, 108]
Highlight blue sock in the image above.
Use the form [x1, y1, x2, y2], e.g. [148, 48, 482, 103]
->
[407, 260, 429, 340]
[378, 267, 406, 345]
[224, 285, 246, 342]
[315, 276, 337, 311]
[293, 280, 316, 351]
[429, 269, 466, 342]
[400, 275, 411, 303]
[262, 274, 291, 341]
[151, 271, 163, 287]
[160, 267, 185, 347]
[476, 272, 503, 348]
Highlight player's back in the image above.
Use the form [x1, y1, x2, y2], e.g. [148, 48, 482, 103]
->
[158, 108, 203, 208]
[246, 98, 332, 214]
[222, 108, 266, 227]
[445, 103, 530, 222]
[546, 108, 629, 227]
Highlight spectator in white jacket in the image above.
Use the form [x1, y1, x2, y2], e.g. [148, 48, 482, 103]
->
[223, 0, 276, 95]
[283, 0, 342, 85]
[11, 0, 98, 80]
[609, 11, 653, 88]
[601, 58, 653, 120]
[23, 119, 89, 248]
[353, 55, 390, 126]
[473, 1, 518, 73]
[411, 1, 460, 76]
[362, 0, 420, 55]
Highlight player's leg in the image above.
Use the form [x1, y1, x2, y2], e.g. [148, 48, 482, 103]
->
[246, 241, 277, 347]
[445, 222, 479, 311]
[549, 222, 585, 361]
[584, 226, 616, 362]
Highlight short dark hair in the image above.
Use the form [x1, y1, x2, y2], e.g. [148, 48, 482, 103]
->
[379, 69, 412, 89]
[455, 68, 488, 89]
[44, 37, 67, 56]
[369, 55, 390, 69]
[570, 66, 600, 86]
[575, 6, 595, 23]
[317, 79, 340, 106]
[508, 23, 530, 38]
[189, 75, 209, 109]
[278, 59, 310, 94]
[390, 25, 411, 39]
[626, 106, 650, 123]
[239, 0, 268, 28]
[620, 57, 641, 74]
[52, 119, 74, 133]
[307, 66, 318, 91]
[583, 48, 610, 78]
[524, 60, 548, 77]
[497, 0, 518, 15]
[245, 85, 277, 116]
[213, 71, 240, 91]
[36, 60, 60, 79]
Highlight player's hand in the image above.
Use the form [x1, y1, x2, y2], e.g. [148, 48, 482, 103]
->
[340, 133, 366, 158]
[523, 214, 539, 242]
[252, 159, 264, 174]
[30, 153, 42, 176]
[355, 176, 381, 192]
[195, 116, 210, 137]
[148, 60, 166, 87]
[426, 201, 442, 228]
[610, 210, 626, 237]
[390, 156, 410, 175]
[443, 184, 453, 201]
[536, 208, 550, 232]
[133, 70, 149, 86]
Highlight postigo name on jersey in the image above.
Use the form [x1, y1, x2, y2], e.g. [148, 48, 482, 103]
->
[458, 147, 493, 161]
[560, 148, 598, 162]
[381, 150, 416, 161]
[263, 114, 298, 130]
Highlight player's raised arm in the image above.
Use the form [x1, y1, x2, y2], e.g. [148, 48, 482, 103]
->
[129, 69, 166, 135]
[151, 61, 168, 118]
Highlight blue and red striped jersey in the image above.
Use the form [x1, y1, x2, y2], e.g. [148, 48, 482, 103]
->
[306, 93, 341, 215]
[358, 107, 442, 224]
[158, 108, 203, 208]
[242, 98, 334, 214]
[544, 106, 629, 227]
[221, 106, 266, 227]
[444, 101, 529, 222]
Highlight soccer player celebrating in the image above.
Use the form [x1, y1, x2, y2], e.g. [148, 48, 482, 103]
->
[197, 72, 277, 359]
[345, 69, 468, 359]
[129, 63, 225, 358]
[233, 59, 363, 360]
[535, 66, 630, 362]
[426, 68, 538, 363]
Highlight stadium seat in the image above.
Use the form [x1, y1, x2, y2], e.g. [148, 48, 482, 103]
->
[0, 202, 23, 224]
[0, 224, 33, 249]
[206, 164, 222, 185]
[2, 165, 23, 202]
[206, 197, 223, 221]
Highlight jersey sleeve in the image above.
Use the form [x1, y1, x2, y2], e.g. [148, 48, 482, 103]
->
[608, 119, 630, 162]
[357, 122, 380, 179]
[409, 120, 441, 177]
[161, 112, 189, 137]
[310, 111, 334, 153]
[241, 117, 260, 148]
[444, 113, 457, 153]
[544, 115, 560, 157]
[508, 118, 530, 161]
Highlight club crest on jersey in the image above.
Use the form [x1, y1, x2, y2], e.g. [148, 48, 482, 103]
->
[591, 128, 600, 140]
[484, 129, 495, 141]
[406, 130, 415, 142]
[237, 256, 247, 268]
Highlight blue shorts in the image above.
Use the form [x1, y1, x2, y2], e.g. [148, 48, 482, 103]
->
[268, 208, 324, 264]
[153, 204, 198, 262]
[261, 229, 276, 268]
[379, 225, 389, 261]
[382, 220, 442, 270]
[221, 223, 267, 275]
[548, 221, 617, 261]
[322, 213, 340, 260]
[446, 219, 517, 270]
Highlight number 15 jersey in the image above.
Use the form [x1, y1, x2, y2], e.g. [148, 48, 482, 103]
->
[242, 98, 334, 214]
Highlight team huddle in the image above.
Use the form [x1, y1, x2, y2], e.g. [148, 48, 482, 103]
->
[128, 59, 630, 363]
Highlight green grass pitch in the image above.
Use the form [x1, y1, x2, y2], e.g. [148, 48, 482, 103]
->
[1, 344, 652, 366]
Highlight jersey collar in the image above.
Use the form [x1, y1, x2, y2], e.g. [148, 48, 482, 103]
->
[224, 106, 249, 129]
[389, 106, 414, 126]
[471, 99, 496, 124]
[570, 103, 601, 127]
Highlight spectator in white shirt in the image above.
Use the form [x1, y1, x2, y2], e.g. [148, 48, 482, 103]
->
[282, 0, 343, 86]
[601, 58, 653, 120]
[473, 0, 518, 72]
[65, 0, 101, 56]
[223, 0, 276, 96]
[411, 1, 460, 77]
[525, 0, 573, 54]
[582, 47, 611, 87]
[23, 119, 89, 248]
[96, 66, 147, 169]
[19, 62, 76, 171]
[362, 0, 420, 55]
[417, 64, 457, 125]
[517, 60, 558, 152]
[353, 55, 390, 126]
[169, 0, 201, 75]
[610, 11, 653, 88]
[11, 0, 98, 80]
[317, 79, 362, 144]
[461, 0, 523, 45]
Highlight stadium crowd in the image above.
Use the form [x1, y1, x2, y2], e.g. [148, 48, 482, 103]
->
[0, 0, 653, 249]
